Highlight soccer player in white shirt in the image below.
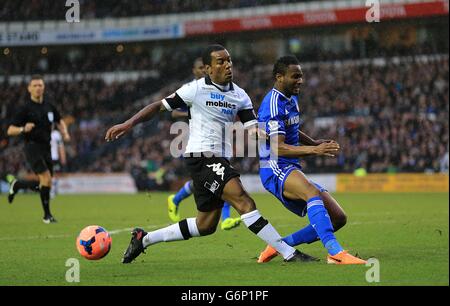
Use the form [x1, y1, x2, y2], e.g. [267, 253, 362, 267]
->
[167, 57, 241, 230]
[50, 129, 66, 198]
[106, 45, 318, 264]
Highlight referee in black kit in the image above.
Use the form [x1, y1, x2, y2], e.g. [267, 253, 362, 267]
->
[7, 75, 70, 223]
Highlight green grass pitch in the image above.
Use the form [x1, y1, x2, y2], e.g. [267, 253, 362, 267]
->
[0, 192, 448, 286]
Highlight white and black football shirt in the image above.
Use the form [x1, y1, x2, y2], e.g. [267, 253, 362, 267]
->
[162, 76, 257, 156]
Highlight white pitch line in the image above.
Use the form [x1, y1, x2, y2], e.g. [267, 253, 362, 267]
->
[0, 234, 71, 241]
[108, 223, 168, 235]
[0, 223, 170, 241]
[273, 219, 399, 229]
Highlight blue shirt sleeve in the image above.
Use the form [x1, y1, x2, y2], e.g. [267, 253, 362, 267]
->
[264, 98, 286, 137]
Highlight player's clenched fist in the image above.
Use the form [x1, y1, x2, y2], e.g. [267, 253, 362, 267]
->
[105, 122, 132, 142]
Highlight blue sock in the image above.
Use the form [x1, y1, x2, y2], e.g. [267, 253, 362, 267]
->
[173, 181, 193, 206]
[307, 196, 343, 256]
[282, 224, 318, 246]
[221, 202, 231, 221]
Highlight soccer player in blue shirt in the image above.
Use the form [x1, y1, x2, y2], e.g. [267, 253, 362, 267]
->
[257, 56, 366, 264]
[167, 57, 240, 230]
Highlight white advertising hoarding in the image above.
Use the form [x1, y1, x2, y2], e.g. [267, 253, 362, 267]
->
[0, 24, 183, 46]
[57, 173, 137, 194]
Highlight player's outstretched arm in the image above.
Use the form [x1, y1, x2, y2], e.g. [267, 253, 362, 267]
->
[299, 130, 334, 146]
[171, 110, 189, 119]
[105, 100, 165, 142]
[272, 134, 340, 158]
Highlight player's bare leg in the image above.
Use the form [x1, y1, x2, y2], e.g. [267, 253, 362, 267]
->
[122, 208, 222, 263]
[258, 175, 348, 263]
[321, 191, 347, 232]
[195, 209, 222, 236]
[283, 170, 365, 264]
[222, 177, 319, 262]
[121, 175, 317, 264]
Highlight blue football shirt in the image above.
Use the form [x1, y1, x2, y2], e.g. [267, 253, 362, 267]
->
[258, 88, 301, 167]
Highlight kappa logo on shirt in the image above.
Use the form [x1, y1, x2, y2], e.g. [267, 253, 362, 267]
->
[207, 163, 225, 180]
[47, 112, 54, 123]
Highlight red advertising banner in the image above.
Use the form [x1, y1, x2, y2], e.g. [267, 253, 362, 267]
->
[185, 1, 449, 36]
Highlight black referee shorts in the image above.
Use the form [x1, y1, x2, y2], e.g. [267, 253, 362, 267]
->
[24, 143, 53, 176]
[184, 153, 240, 212]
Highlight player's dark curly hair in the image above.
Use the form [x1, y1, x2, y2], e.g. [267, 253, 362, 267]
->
[273, 55, 300, 78]
[202, 44, 226, 66]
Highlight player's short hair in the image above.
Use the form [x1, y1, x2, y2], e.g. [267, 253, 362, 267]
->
[29, 74, 44, 82]
[273, 55, 300, 78]
[202, 44, 226, 66]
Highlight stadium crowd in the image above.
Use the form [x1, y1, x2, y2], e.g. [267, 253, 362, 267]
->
[2, 40, 442, 77]
[1, 0, 316, 21]
[1, 53, 448, 190]
[1, 45, 196, 77]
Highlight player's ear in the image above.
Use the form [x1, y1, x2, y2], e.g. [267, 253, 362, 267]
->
[275, 73, 284, 83]
[205, 64, 212, 76]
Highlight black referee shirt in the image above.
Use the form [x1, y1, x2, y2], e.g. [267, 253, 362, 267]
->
[11, 99, 61, 146]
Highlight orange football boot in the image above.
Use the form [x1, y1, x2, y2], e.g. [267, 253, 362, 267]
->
[327, 250, 367, 265]
[257, 245, 279, 263]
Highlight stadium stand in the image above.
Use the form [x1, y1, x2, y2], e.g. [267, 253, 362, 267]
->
[1, 0, 448, 191]
[1, 0, 319, 21]
[1, 53, 448, 190]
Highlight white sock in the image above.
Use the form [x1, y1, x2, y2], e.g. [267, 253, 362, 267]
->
[241, 210, 296, 260]
[142, 218, 200, 248]
[186, 218, 200, 237]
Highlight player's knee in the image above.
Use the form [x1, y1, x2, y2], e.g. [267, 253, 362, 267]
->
[332, 212, 347, 231]
[305, 183, 321, 199]
[290, 182, 320, 201]
[198, 225, 217, 236]
[232, 192, 256, 215]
